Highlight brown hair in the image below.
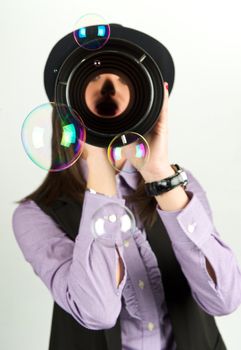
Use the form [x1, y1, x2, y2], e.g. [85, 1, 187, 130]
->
[16, 107, 158, 228]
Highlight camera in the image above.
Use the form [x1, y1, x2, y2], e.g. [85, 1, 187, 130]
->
[44, 23, 175, 147]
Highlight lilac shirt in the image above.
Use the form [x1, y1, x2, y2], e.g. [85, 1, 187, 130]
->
[12, 159, 241, 350]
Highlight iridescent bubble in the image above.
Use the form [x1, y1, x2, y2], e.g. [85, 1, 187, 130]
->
[107, 132, 150, 174]
[73, 13, 110, 50]
[21, 103, 86, 171]
[91, 202, 136, 248]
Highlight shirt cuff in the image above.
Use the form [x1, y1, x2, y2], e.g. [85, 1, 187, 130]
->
[156, 190, 213, 247]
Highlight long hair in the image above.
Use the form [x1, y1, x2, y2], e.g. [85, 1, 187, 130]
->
[16, 106, 158, 228]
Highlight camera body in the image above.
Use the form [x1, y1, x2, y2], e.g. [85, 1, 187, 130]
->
[44, 23, 175, 147]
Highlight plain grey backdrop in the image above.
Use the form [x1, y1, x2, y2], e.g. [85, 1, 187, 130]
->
[1, 0, 241, 349]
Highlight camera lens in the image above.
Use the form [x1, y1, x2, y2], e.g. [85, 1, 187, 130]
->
[54, 37, 164, 147]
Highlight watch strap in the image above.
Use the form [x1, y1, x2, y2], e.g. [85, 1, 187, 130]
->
[144, 164, 188, 196]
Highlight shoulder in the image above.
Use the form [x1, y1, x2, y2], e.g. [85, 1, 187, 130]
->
[12, 199, 60, 243]
[12, 199, 45, 225]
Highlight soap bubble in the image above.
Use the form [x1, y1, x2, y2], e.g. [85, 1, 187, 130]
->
[91, 202, 136, 248]
[21, 102, 86, 171]
[107, 131, 150, 174]
[73, 13, 110, 50]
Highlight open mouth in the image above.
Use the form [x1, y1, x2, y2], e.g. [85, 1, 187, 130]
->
[95, 96, 119, 117]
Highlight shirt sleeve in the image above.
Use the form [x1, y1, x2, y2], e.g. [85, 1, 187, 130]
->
[156, 168, 241, 316]
[12, 190, 128, 330]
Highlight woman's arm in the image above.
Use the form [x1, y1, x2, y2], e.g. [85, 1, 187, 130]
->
[84, 143, 126, 287]
[12, 191, 128, 330]
[12, 147, 129, 330]
[142, 164, 216, 283]
[155, 167, 241, 316]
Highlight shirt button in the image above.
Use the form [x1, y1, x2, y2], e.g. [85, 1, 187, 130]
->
[124, 240, 130, 247]
[138, 280, 145, 289]
[147, 322, 155, 331]
[187, 222, 197, 233]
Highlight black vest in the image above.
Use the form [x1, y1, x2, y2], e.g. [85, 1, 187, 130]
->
[35, 195, 227, 350]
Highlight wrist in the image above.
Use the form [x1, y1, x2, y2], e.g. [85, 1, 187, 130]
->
[86, 181, 117, 197]
[87, 157, 116, 176]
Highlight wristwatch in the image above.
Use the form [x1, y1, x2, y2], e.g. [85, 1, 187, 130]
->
[144, 164, 188, 196]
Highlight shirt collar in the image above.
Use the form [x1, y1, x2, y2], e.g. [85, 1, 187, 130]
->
[79, 157, 139, 190]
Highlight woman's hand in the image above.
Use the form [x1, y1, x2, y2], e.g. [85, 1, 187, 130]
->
[139, 81, 175, 182]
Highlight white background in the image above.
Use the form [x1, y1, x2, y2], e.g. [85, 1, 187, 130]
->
[1, 0, 241, 349]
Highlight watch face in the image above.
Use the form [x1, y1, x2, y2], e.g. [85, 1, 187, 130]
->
[172, 175, 181, 186]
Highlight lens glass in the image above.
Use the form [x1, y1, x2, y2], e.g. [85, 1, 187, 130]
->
[84, 72, 133, 118]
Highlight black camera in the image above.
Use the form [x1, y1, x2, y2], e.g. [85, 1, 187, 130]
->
[44, 23, 175, 147]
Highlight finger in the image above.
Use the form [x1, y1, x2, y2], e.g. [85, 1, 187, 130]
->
[161, 81, 169, 114]
[157, 81, 169, 127]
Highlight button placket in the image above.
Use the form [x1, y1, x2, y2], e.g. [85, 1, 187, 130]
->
[122, 230, 161, 334]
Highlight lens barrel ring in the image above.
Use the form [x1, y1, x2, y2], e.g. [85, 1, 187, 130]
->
[54, 37, 164, 147]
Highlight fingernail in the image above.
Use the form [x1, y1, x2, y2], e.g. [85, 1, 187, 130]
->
[165, 82, 169, 90]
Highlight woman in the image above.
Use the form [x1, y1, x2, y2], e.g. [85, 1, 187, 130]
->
[12, 29, 241, 350]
